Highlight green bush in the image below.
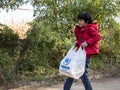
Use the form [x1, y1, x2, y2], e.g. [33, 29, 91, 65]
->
[0, 50, 15, 85]
[26, 21, 72, 69]
[0, 24, 19, 56]
[0, 24, 20, 85]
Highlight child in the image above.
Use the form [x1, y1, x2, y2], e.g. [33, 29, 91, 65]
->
[63, 12, 101, 90]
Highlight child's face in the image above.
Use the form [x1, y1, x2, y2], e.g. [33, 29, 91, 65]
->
[78, 19, 87, 27]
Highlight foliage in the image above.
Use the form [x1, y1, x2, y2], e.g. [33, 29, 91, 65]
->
[0, 24, 19, 56]
[100, 20, 120, 55]
[27, 0, 120, 69]
[0, 24, 19, 47]
[0, 0, 26, 11]
[0, 50, 15, 85]
[0, 24, 19, 85]
[26, 21, 72, 69]
[30, 0, 120, 30]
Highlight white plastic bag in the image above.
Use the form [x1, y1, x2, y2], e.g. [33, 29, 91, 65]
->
[59, 46, 86, 79]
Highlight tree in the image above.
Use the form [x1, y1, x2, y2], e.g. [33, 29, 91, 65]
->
[26, 0, 120, 69]
[30, 0, 120, 29]
[0, 0, 26, 11]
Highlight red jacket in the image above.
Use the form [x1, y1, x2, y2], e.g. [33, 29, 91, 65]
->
[74, 23, 101, 57]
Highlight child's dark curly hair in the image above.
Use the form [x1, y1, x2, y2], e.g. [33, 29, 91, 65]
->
[78, 12, 93, 24]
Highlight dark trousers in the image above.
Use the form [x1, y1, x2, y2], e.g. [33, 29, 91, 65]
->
[63, 57, 93, 90]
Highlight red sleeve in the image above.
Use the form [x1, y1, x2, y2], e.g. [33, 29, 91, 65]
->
[86, 27, 101, 46]
[74, 25, 79, 40]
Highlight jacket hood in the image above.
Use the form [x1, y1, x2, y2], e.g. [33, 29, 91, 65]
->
[75, 22, 98, 31]
[87, 22, 98, 31]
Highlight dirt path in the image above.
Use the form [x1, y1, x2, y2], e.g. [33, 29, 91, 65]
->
[7, 78, 120, 90]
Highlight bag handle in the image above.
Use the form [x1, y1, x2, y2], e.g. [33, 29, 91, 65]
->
[77, 46, 86, 55]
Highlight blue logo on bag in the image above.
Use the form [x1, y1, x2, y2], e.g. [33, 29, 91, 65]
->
[63, 58, 71, 65]
[61, 65, 70, 70]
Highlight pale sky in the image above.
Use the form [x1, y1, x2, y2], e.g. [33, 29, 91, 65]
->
[0, 3, 34, 24]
